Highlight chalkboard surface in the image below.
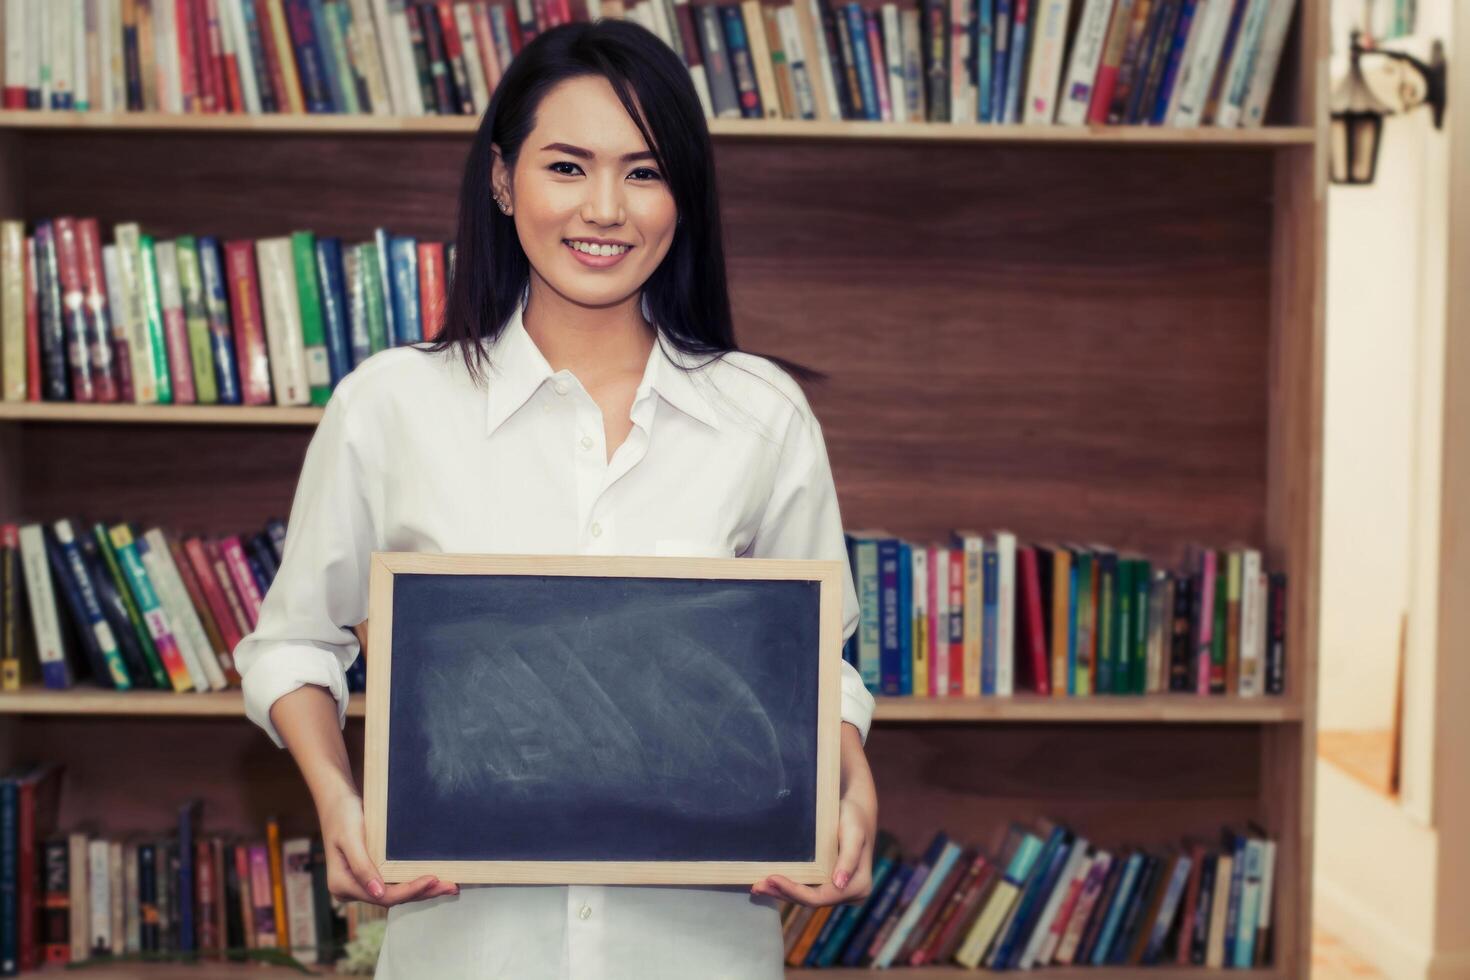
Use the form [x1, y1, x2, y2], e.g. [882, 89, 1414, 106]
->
[363, 553, 843, 885]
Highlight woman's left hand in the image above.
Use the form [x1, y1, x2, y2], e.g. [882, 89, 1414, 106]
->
[751, 723, 878, 908]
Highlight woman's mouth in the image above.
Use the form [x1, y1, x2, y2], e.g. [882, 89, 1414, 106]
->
[564, 238, 633, 268]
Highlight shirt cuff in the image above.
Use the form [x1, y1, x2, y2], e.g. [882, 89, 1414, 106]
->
[839, 658, 876, 745]
[240, 643, 351, 749]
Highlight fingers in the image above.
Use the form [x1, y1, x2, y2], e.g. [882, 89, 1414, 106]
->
[338, 827, 388, 901]
[831, 816, 866, 891]
[380, 874, 454, 906]
[753, 874, 843, 908]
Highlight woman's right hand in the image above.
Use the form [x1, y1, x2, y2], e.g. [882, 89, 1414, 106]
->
[320, 790, 460, 906]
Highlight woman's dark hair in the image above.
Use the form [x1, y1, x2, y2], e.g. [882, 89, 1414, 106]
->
[424, 18, 822, 385]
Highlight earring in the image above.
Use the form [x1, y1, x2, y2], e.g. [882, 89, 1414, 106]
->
[494, 195, 510, 214]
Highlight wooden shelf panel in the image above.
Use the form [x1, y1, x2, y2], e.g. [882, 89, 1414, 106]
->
[17, 961, 1283, 978]
[0, 401, 324, 425]
[0, 108, 1316, 146]
[0, 688, 1300, 723]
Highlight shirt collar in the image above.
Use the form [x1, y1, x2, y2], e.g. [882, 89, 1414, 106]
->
[484, 297, 723, 437]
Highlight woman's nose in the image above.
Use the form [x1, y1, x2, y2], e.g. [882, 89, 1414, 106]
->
[581, 176, 626, 226]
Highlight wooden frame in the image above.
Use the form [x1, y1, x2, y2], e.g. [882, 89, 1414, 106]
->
[361, 551, 845, 886]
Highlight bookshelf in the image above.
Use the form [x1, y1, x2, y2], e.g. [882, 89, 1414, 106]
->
[0, 0, 1325, 974]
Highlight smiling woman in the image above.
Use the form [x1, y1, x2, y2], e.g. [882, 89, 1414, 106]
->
[236, 17, 880, 980]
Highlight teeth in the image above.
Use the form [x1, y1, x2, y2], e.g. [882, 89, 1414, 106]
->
[566, 240, 630, 257]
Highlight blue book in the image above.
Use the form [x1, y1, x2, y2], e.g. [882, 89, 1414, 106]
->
[844, 3, 881, 120]
[841, 863, 913, 965]
[196, 238, 242, 405]
[981, 548, 999, 694]
[875, 839, 962, 968]
[177, 800, 200, 952]
[389, 236, 422, 344]
[307, 0, 348, 112]
[991, 0, 1013, 121]
[1090, 852, 1144, 965]
[239, 0, 277, 111]
[976, 0, 995, 121]
[816, 847, 900, 966]
[1108, 853, 1160, 963]
[284, 0, 333, 112]
[374, 228, 399, 346]
[0, 776, 16, 974]
[49, 522, 134, 689]
[1142, 853, 1195, 964]
[897, 542, 914, 695]
[1001, 4, 1030, 122]
[1222, 831, 1247, 964]
[718, 6, 765, 119]
[991, 826, 1071, 967]
[314, 238, 353, 387]
[1151, 0, 1200, 123]
[878, 539, 902, 695]
[1233, 839, 1265, 966]
[1066, 556, 1080, 694]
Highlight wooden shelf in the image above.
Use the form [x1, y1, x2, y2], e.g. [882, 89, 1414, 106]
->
[0, 108, 1317, 146]
[17, 961, 1285, 979]
[0, 401, 325, 425]
[0, 687, 1300, 723]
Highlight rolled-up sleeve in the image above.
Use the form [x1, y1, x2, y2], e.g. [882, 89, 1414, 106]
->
[234, 382, 374, 748]
[746, 394, 875, 745]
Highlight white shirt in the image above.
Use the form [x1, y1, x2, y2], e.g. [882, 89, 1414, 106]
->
[234, 297, 875, 980]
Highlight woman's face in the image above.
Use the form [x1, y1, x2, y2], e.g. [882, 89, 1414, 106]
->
[492, 76, 678, 310]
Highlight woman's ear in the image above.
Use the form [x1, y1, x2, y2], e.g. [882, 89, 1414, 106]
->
[490, 143, 513, 216]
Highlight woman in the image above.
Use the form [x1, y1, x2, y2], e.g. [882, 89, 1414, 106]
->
[234, 18, 878, 979]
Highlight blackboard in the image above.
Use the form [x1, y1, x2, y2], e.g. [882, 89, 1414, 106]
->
[362, 553, 843, 885]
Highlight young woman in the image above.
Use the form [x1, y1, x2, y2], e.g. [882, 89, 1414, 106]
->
[234, 19, 878, 979]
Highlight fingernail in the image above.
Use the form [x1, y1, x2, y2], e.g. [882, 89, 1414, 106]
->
[834, 872, 849, 889]
[369, 880, 385, 899]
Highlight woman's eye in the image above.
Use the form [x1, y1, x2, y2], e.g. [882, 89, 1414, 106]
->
[630, 167, 662, 182]
[549, 161, 583, 176]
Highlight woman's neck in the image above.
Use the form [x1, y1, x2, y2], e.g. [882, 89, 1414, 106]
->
[522, 276, 657, 381]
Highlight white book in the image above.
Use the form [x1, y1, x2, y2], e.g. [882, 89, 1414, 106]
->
[87, 839, 111, 955]
[30, 0, 47, 107]
[1055, 0, 1114, 124]
[221, 0, 262, 114]
[959, 534, 984, 697]
[775, 6, 813, 119]
[134, 533, 210, 692]
[1213, 0, 1270, 127]
[1256, 838, 1277, 940]
[931, 544, 949, 697]
[255, 237, 311, 406]
[1160, 0, 1208, 123]
[95, 0, 112, 112]
[388, 1, 426, 116]
[453, 3, 489, 115]
[1021, 837, 1090, 967]
[100, 245, 133, 396]
[995, 531, 1016, 695]
[880, 3, 905, 122]
[282, 838, 318, 964]
[152, 0, 177, 112]
[948, 0, 971, 122]
[74, 0, 89, 109]
[368, 0, 407, 115]
[4, 0, 25, 103]
[345, 0, 391, 116]
[1170, 0, 1233, 125]
[108, 0, 127, 112]
[1240, 0, 1296, 126]
[17, 524, 69, 686]
[1238, 549, 1263, 695]
[2, 220, 25, 401]
[49, 0, 73, 107]
[107, 840, 123, 955]
[1040, 853, 1096, 964]
[115, 225, 160, 404]
[1023, 0, 1074, 123]
[805, 0, 843, 119]
[901, 6, 923, 120]
[143, 527, 228, 690]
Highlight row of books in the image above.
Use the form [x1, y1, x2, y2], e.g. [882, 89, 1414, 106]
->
[844, 531, 1287, 698]
[0, 764, 383, 974]
[781, 821, 1276, 970]
[0, 0, 1298, 129]
[0, 218, 452, 406]
[0, 518, 373, 695]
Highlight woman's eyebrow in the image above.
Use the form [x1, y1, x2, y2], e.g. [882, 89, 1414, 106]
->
[540, 142, 656, 163]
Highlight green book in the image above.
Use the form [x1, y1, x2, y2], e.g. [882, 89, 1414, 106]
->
[137, 235, 174, 404]
[91, 522, 169, 689]
[290, 231, 332, 406]
[358, 243, 389, 355]
[1096, 554, 1114, 695]
[1211, 550, 1229, 693]
[321, 3, 362, 114]
[174, 236, 219, 404]
[1113, 558, 1133, 695]
[1131, 559, 1152, 693]
[1073, 551, 1093, 696]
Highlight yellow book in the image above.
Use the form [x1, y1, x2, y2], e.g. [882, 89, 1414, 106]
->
[1, 221, 25, 400]
[264, 0, 308, 113]
[739, 0, 783, 119]
[267, 816, 291, 951]
[786, 904, 834, 965]
[1049, 547, 1072, 697]
[912, 546, 928, 698]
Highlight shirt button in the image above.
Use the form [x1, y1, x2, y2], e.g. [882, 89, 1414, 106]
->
[580, 435, 593, 450]
[578, 903, 592, 920]
[554, 380, 569, 396]
[590, 522, 602, 538]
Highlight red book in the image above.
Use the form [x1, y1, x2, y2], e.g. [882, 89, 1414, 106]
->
[52, 218, 103, 402]
[157, 247, 197, 404]
[219, 535, 264, 628]
[1175, 843, 1206, 963]
[500, 0, 525, 54]
[176, 0, 201, 110]
[205, 0, 231, 112]
[196, 837, 218, 953]
[183, 536, 246, 658]
[902, 850, 978, 964]
[204, 538, 255, 641]
[79, 218, 133, 402]
[222, 240, 272, 404]
[24, 237, 40, 400]
[913, 854, 990, 965]
[12, 764, 64, 972]
[170, 534, 243, 686]
[192, 0, 218, 112]
[435, 0, 473, 113]
[948, 548, 963, 695]
[1018, 546, 1050, 694]
[417, 242, 446, 340]
[470, 2, 501, 91]
[253, 0, 290, 111]
[932, 863, 998, 964]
